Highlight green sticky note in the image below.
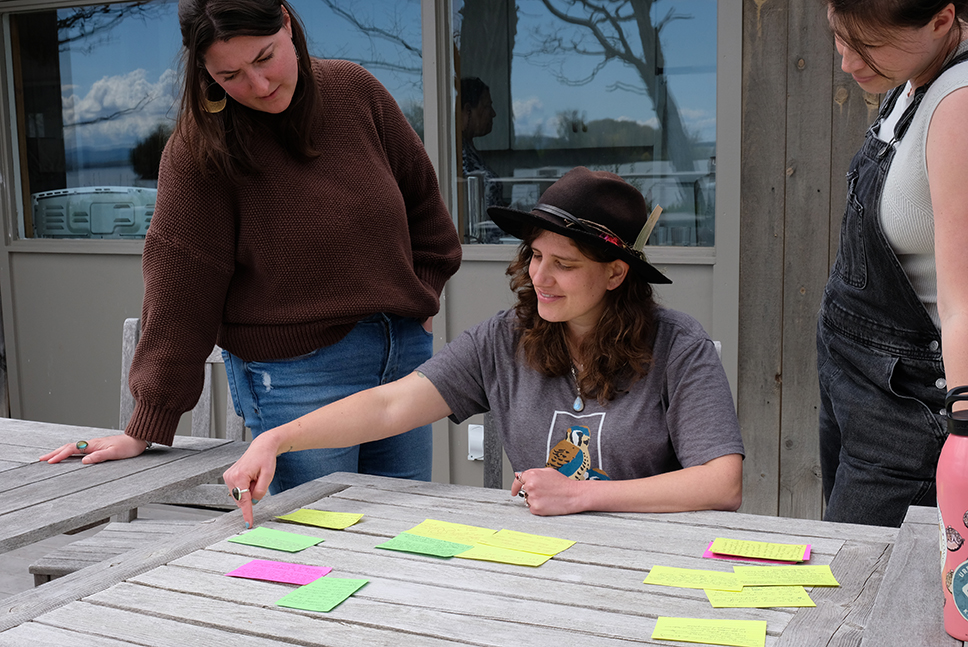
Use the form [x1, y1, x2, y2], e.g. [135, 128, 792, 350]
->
[405, 519, 497, 545]
[652, 617, 766, 647]
[227, 526, 323, 553]
[733, 564, 839, 587]
[276, 577, 368, 612]
[277, 509, 364, 530]
[478, 528, 576, 556]
[705, 585, 815, 608]
[375, 532, 473, 558]
[455, 544, 552, 567]
[644, 565, 743, 591]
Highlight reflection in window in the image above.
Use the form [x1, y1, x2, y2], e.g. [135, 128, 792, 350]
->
[12, 0, 422, 239]
[455, 0, 716, 247]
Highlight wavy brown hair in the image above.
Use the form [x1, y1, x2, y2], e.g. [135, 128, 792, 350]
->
[175, 0, 319, 180]
[828, 0, 968, 78]
[507, 227, 659, 404]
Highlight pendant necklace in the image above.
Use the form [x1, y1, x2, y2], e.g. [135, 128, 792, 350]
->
[570, 364, 585, 412]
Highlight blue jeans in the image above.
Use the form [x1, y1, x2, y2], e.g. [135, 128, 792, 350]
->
[223, 313, 433, 494]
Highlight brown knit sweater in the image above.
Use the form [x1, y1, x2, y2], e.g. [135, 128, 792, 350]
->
[126, 59, 461, 445]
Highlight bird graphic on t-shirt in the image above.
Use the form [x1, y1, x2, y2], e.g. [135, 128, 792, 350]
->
[547, 426, 591, 480]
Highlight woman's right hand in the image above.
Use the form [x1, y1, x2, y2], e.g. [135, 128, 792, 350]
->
[223, 433, 279, 528]
[40, 434, 148, 465]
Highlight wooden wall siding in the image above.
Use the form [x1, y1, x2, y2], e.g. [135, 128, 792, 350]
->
[738, 0, 873, 519]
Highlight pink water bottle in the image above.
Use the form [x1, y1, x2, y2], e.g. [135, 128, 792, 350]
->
[938, 386, 968, 640]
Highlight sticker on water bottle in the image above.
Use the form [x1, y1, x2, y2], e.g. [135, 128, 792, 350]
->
[952, 560, 968, 620]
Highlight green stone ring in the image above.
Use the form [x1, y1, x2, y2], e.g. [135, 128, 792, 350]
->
[75, 440, 89, 451]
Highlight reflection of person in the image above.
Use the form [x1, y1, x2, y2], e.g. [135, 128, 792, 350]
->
[224, 167, 744, 526]
[41, 0, 462, 494]
[460, 77, 504, 208]
[819, 1, 968, 527]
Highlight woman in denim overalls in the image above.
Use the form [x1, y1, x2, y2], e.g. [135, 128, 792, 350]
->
[819, 1, 968, 527]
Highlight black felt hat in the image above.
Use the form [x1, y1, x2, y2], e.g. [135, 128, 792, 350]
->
[487, 166, 671, 284]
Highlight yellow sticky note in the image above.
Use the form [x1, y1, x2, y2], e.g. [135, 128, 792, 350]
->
[652, 617, 766, 647]
[405, 519, 497, 545]
[705, 585, 815, 608]
[709, 537, 807, 562]
[644, 565, 743, 592]
[455, 544, 551, 567]
[733, 564, 839, 587]
[478, 529, 576, 556]
[277, 509, 363, 530]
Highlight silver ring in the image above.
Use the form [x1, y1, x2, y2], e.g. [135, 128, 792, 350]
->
[75, 440, 89, 451]
[231, 487, 249, 501]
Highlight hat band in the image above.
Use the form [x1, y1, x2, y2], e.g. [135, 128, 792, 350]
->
[534, 203, 645, 261]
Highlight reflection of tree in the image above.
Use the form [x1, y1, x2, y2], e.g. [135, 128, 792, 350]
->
[56, 3, 168, 133]
[316, 0, 422, 76]
[130, 124, 172, 180]
[64, 94, 154, 128]
[528, 0, 697, 172]
[57, 2, 163, 55]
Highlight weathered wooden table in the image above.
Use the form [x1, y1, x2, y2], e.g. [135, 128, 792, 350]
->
[0, 471, 958, 645]
[0, 417, 245, 555]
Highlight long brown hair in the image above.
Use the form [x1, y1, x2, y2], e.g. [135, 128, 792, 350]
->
[828, 0, 968, 78]
[175, 0, 319, 180]
[507, 227, 659, 404]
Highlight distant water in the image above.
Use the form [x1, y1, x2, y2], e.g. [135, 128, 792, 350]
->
[65, 166, 157, 190]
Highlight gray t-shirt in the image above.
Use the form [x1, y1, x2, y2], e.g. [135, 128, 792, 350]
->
[418, 308, 744, 480]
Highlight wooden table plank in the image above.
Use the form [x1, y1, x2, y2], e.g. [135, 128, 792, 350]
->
[862, 513, 963, 646]
[0, 441, 244, 553]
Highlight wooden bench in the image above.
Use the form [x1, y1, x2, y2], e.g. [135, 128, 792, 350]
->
[29, 318, 246, 585]
[29, 520, 202, 583]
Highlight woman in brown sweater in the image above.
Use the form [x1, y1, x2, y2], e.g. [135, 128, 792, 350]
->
[41, 0, 461, 494]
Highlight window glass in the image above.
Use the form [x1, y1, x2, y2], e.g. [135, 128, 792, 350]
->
[455, 0, 716, 246]
[12, 0, 422, 239]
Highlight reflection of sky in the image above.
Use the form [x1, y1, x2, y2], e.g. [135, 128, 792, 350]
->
[58, 0, 423, 153]
[55, 0, 714, 154]
[504, 0, 716, 143]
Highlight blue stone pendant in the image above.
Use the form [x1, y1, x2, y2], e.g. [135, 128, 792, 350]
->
[573, 396, 585, 412]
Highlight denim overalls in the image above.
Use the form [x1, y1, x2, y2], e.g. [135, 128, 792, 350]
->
[818, 51, 968, 527]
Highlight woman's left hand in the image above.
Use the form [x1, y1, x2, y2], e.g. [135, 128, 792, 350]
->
[511, 468, 581, 516]
[222, 434, 279, 528]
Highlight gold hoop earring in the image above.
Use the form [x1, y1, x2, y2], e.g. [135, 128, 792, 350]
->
[202, 85, 227, 114]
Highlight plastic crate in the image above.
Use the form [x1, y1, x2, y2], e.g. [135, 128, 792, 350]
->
[31, 186, 156, 239]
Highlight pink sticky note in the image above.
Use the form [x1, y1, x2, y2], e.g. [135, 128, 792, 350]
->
[226, 559, 332, 585]
[703, 541, 811, 565]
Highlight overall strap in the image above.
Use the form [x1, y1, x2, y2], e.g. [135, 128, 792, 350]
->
[891, 50, 968, 143]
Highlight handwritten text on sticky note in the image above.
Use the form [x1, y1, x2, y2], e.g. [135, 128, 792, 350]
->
[477, 528, 575, 556]
[705, 585, 815, 608]
[227, 526, 323, 553]
[277, 509, 363, 530]
[652, 617, 766, 647]
[276, 577, 368, 612]
[733, 564, 839, 587]
[644, 565, 743, 591]
[709, 537, 808, 562]
[375, 533, 473, 558]
[225, 559, 331, 585]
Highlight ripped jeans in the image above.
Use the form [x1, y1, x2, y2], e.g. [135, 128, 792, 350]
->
[223, 313, 433, 494]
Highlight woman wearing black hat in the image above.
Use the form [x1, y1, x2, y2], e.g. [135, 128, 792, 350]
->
[225, 167, 744, 524]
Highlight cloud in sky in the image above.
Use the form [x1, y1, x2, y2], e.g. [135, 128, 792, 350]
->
[513, 95, 557, 136]
[62, 68, 180, 151]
